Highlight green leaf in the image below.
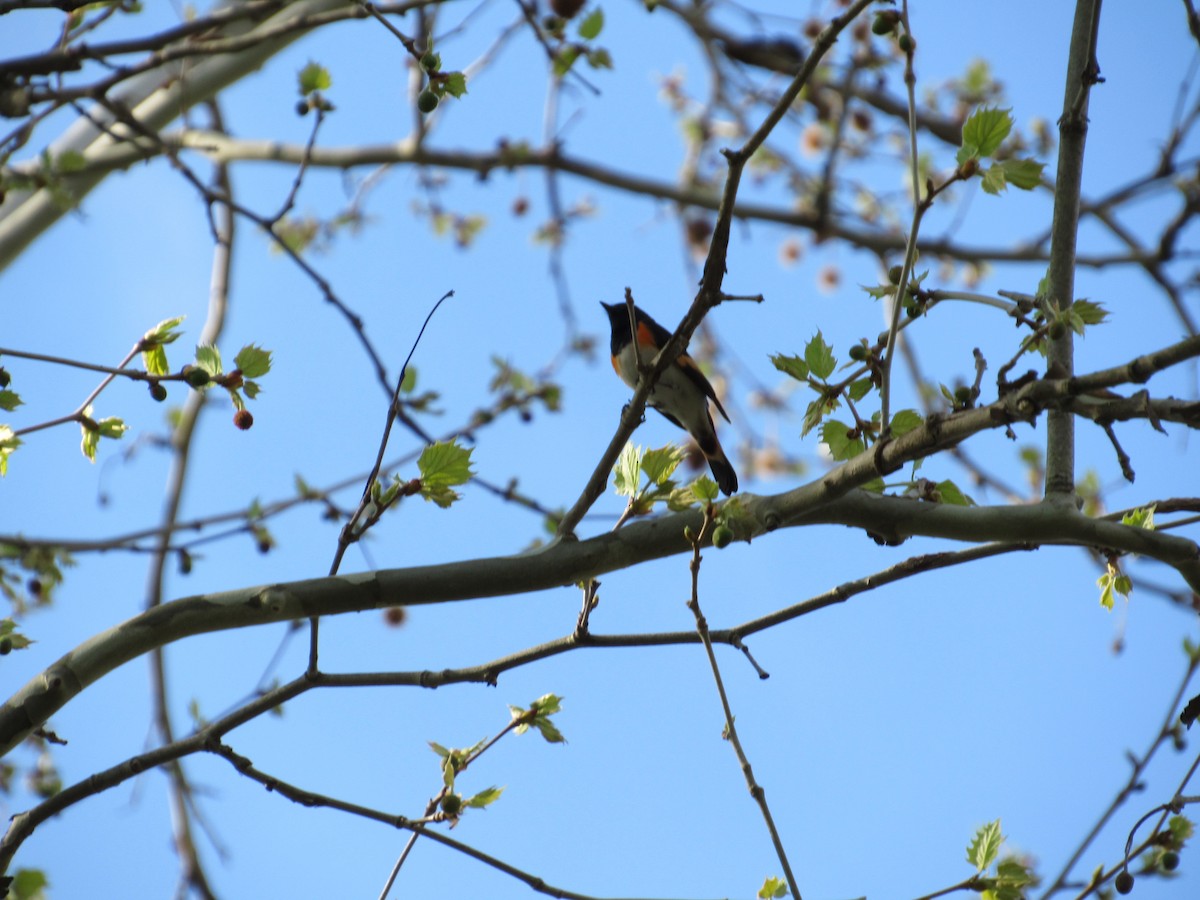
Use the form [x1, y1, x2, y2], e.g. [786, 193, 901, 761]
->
[758, 876, 789, 898]
[142, 345, 169, 377]
[890, 409, 923, 436]
[1068, 299, 1109, 334]
[55, 150, 86, 173]
[690, 476, 720, 503]
[0, 390, 22, 412]
[513, 694, 566, 743]
[770, 353, 809, 383]
[998, 157, 1044, 190]
[804, 331, 836, 380]
[418, 440, 474, 507]
[967, 819, 1004, 871]
[195, 344, 223, 376]
[534, 717, 566, 743]
[1097, 570, 1120, 610]
[862, 282, 898, 300]
[586, 48, 613, 69]
[0, 424, 21, 476]
[1167, 815, 1193, 842]
[234, 344, 272, 379]
[428, 741, 451, 759]
[995, 856, 1034, 886]
[935, 479, 974, 506]
[298, 61, 332, 96]
[1121, 505, 1156, 530]
[141, 315, 185, 375]
[531, 693, 562, 715]
[820, 419, 864, 461]
[442, 71, 468, 99]
[578, 8, 604, 40]
[553, 46, 581, 77]
[11, 867, 49, 899]
[614, 442, 643, 496]
[80, 422, 99, 462]
[848, 378, 873, 401]
[143, 315, 186, 346]
[666, 484, 702, 511]
[96, 416, 128, 439]
[641, 445, 684, 485]
[466, 786, 505, 809]
[980, 164, 1008, 195]
[0, 618, 33, 650]
[801, 394, 838, 438]
[962, 107, 1013, 159]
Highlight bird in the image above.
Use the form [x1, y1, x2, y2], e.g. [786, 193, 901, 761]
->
[601, 301, 738, 495]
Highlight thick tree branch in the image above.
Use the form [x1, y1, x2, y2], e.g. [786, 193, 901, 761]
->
[1043, 0, 1103, 498]
[6, 448, 1198, 760]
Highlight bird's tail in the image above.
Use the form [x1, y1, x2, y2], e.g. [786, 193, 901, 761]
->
[692, 422, 738, 495]
[704, 445, 739, 496]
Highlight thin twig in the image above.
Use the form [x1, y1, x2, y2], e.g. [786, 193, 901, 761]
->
[686, 507, 801, 899]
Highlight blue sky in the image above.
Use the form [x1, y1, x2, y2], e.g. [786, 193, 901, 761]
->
[2, 1, 1199, 898]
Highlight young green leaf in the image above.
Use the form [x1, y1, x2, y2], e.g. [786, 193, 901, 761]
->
[1121, 505, 1156, 530]
[641, 445, 684, 485]
[820, 419, 864, 461]
[848, 378, 873, 401]
[967, 819, 1004, 871]
[97, 416, 128, 439]
[530, 693, 562, 715]
[804, 331, 836, 380]
[1167, 815, 1193, 842]
[298, 61, 332, 96]
[578, 8, 604, 40]
[0, 425, 20, 476]
[934, 479, 974, 506]
[442, 72, 468, 98]
[801, 393, 840, 438]
[862, 282, 898, 300]
[586, 48, 613, 69]
[614, 442, 643, 496]
[141, 316, 186, 375]
[55, 150, 86, 173]
[234, 344, 272, 379]
[890, 409, 923, 436]
[961, 107, 1013, 159]
[998, 157, 1044, 190]
[533, 717, 566, 743]
[0, 617, 33, 651]
[0, 390, 22, 412]
[553, 46, 582, 77]
[770, 353, 809, 383]
[758, 876, 789, 898]
[1068, 299, 1109, 334]
[1096, 568, 1130, 610]
[195, 344, 223, 376]
[418, 441, 474, 507]
[466, 786, 505, 809]
[80, 422, 99, 462]
[980, 164, 1009, 195]
[690, 476, 720, 504]
[11, 868, 48, 898]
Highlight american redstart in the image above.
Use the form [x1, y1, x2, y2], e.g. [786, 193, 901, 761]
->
[601, 301, 738, 495]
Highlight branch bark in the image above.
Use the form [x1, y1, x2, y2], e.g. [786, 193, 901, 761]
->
[6, 341, 1200, 758]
